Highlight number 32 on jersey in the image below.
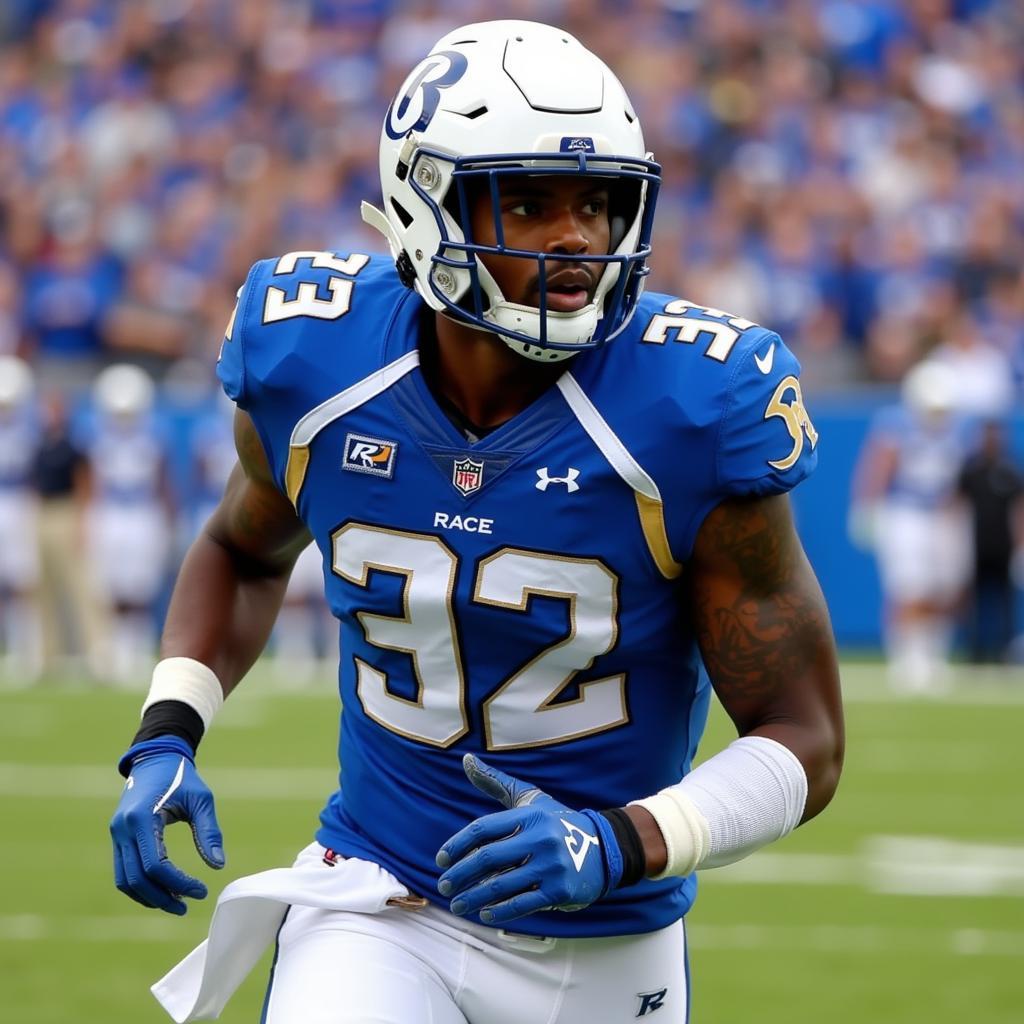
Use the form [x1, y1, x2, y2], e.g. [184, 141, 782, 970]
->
[333, 523, 627, 752]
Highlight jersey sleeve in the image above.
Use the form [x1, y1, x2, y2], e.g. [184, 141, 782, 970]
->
[215, 262, 266, 406]
[715, 330, 819, 497]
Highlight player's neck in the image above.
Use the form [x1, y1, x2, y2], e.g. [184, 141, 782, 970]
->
[426, 312, 566, 430]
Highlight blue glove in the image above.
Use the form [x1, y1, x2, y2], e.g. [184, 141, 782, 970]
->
[435, 754, 623, 924]
[110, 737, 225, 915]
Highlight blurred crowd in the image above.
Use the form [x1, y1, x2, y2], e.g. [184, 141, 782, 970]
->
[0, 0, 1023, 682]
[1, 0, 1023, 397]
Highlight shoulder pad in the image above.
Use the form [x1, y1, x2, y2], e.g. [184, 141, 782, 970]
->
[215, 250, 404, 487]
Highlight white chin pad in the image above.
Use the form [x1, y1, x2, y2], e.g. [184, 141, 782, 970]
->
[486, 300, 599, 362]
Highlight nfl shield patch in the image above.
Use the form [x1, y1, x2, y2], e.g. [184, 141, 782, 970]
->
[452, 456, 484, 495]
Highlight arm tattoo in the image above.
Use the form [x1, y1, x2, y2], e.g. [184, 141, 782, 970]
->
[691, 498, 828, 710]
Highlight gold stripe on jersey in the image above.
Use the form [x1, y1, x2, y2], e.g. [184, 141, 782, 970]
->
[285, 444, 310, 507]
[635, 491, 683, 579]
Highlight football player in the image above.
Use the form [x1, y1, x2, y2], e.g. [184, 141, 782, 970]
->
[85, 362, 173, 684]
[850, 359, 974, 692]
[110, 21, 843, 1023]
[0, 355, 42, 682]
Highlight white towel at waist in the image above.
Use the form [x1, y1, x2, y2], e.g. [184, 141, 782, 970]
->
[152, 844, 412, 1023]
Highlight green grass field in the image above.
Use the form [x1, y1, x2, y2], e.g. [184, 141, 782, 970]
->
[2, 662, 1022, 1023]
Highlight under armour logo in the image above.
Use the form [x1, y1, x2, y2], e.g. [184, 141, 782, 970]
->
[636, 988, 668, 1016]
[536, 467, 580, 493]
[561, 819, 599, 872]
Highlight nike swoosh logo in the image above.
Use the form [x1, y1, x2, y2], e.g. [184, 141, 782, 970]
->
[152, 757, 186, 815]
[754, 343, 775, 375]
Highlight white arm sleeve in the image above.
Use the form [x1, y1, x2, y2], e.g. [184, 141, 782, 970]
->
[630, 735, 808, 879]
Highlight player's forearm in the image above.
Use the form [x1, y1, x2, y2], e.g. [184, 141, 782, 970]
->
[747, 683, 844, 823]
[622, 678, 842, 883]
[159, 529, 294, 696]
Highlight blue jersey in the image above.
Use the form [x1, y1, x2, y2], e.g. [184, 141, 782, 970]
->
[870, 405, 975, 509]
[217, 252, 818, 938]
[0, 406, 40, 489]
[189, 405, 237, 528]
[85, 415, 167, 506]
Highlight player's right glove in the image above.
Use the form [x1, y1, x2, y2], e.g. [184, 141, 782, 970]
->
[436, 754, 626, 924]
[110, 736, 225, 915]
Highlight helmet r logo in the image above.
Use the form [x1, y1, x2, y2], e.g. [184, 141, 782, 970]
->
[636, 988, 668, 1016]
[385, 51, 468, 140]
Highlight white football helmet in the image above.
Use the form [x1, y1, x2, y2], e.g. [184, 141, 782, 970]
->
[902, 359, 957, 418]
[362, 20, 660, 362]
[0, 355, 34, 408]
[93, 363, 155, 419]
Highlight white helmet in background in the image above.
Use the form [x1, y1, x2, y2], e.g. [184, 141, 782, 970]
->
[902, 360, 957, 418]
[0, 355, 34, 408]
[93, 363, 155, 419]
[362, 20, 660, 362]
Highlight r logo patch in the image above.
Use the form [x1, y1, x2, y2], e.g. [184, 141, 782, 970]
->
[636, 988, 668, 1017]
[343, 433, 398, 478]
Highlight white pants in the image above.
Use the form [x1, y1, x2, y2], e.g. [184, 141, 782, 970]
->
[0, 490, 39, 588]
[86, 502, 169, 604]
[265, 896, 688, 1024]
[874, 501, 971, 604]
[154, 844, 688, 1024]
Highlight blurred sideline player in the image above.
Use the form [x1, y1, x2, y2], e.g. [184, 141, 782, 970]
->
[185, 391, 238, 543]
[273, 539, 333, 685]
[0, 356, 42, 682]
[85, 363, 173, 684]
[851, 360, 974, 692]
[32, 388, 105, 679]
[110, 22, 844, 1024]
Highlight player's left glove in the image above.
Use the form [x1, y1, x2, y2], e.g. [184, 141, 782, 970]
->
[435, 754, 624, 924]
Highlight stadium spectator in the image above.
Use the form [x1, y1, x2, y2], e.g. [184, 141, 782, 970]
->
[0, 1, 1019, 403]
[957, 420, 1024, 664]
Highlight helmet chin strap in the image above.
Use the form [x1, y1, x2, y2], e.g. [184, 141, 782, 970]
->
[360, 201, 402, 257]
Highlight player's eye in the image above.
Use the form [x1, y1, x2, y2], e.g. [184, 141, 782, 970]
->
[505, 200, 540, 217]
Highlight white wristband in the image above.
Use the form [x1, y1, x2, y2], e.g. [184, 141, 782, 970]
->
[630, 735, 808, 879]
[142, 657, 224, 733]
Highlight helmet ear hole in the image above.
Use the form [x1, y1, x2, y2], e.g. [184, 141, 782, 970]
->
[609, 215, 627, 251]
[390, 198, 414, 229]
[608, 179, 641, 251]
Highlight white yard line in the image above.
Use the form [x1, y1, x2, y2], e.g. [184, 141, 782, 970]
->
[0, 913, 202, 943]
[688, 923, 1024, 957]
[0, 762, 335, 800]
[836, 664, 1024, 705]
[1, 912, 1020, 958]
[699, 836, 1024, 897]
[3, 661, 1023, 705]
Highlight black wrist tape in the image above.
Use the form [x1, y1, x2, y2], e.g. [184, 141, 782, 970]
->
[600, 806, 648, 888]
[132, 700, 205, 752]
